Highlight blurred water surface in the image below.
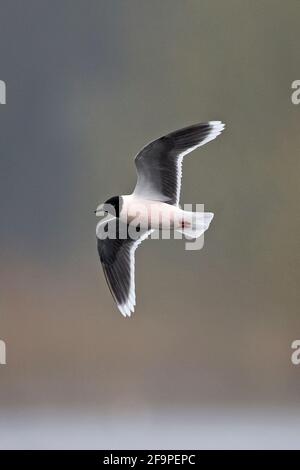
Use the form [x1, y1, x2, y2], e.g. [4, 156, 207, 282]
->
[1, 407, 300, 449]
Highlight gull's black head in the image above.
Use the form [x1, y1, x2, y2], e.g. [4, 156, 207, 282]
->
[95, 196, 122, 218]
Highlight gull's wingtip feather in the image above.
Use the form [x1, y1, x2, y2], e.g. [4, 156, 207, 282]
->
[117, 303, 135, 318]
[198, 121, 225, 146]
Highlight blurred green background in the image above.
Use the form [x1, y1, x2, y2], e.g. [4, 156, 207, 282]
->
[0, 0, 300, 448]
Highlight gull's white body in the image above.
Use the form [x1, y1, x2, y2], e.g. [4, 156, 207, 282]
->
[120, 195, 214, 235]
[121, 195, 187, 229]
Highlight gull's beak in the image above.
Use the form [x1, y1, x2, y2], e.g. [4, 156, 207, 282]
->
[94, 204, 105, 217]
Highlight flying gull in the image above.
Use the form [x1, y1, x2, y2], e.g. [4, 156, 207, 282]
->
[95, 121, 225, 317]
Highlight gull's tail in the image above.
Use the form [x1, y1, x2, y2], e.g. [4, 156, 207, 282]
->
[176, 212, 214, 239]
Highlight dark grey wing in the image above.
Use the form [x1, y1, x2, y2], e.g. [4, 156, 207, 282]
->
[96, 216, 153, 317]
[133, 121, 225, 206]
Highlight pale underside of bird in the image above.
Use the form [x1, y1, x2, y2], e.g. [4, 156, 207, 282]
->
[95, 121, 225, 317]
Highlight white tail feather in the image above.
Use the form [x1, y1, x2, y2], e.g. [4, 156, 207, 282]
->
[176, 212, 214, 239]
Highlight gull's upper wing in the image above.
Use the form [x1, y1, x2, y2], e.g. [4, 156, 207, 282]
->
[133, 121, 225, 206]
[96, 216, 153, 317]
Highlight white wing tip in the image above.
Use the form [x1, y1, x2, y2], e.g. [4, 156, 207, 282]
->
[195, 121, 226, 148]
[118, 302, 135, 318]
[208, 120, 225, 139]
[209, 120, 225, 129]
